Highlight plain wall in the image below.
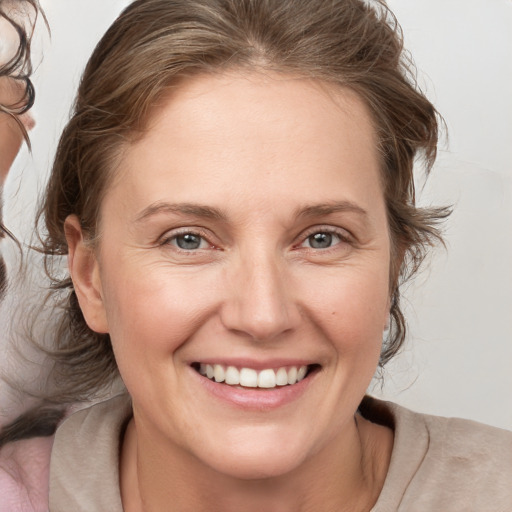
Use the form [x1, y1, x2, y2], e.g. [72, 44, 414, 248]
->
[3, 0, 511, 429]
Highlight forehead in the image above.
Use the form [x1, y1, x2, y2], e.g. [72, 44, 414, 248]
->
[108, 72, 383, 218]
[143, 72, 378, 157]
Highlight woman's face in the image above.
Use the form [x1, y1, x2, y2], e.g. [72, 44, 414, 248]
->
[79, 72, 392, 478]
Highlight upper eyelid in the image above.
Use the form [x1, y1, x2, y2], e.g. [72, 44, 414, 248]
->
[159, 227, 213, 245]
[157, 224, 354, 248]
[298, 225, 353, 241]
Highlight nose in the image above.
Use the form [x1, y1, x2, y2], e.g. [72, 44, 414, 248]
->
[220, 251, 301, 342]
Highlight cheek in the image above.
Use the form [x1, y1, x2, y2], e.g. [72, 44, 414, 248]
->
[300, 263, 390, 347]
[98, 259, 219, 369]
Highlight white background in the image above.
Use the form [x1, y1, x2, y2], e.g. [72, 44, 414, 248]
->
[3, 0, 512, 429]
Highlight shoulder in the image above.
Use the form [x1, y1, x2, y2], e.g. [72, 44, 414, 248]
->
[363, 397, 512, 511]
[49, 394, 131, 512]
[421, 410, 512, 464]
[54, 393, 131, 437]
[0, 436, 54, 512]
[409, 408, 512, 510]
[417, 410, 512, 504]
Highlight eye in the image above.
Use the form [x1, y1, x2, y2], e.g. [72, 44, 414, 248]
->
[300, 230, 344, 250]
[166, 232, 210, 251]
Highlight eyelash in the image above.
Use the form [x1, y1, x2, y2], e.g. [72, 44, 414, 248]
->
[159, 225, 353, 254]
[294, 226, 353, 253]
[159, 228, 215, 252]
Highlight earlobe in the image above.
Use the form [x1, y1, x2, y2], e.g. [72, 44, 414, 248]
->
[64, 215, 109, 333]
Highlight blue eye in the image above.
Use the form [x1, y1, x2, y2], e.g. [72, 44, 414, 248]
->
[302, 232, 342, 249]
[172, 233, 207, 250]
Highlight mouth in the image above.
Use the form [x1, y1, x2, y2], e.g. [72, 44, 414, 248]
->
[191, 363, 320, 389]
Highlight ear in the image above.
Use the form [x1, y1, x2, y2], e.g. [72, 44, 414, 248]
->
[64, 215, 109, 333]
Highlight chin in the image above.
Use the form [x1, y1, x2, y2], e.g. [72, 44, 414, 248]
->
[208, 451, 306, 481]
[195, 425, 313, 480]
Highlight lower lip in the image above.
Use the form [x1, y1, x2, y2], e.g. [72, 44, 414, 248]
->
[191, 367, 317, 411]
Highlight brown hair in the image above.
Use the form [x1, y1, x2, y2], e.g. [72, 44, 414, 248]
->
[38, 0, 450, 404]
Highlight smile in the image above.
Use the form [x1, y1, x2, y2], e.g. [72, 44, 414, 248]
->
[193, 363, 316, 389]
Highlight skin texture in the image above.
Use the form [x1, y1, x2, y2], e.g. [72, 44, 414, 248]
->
[66, 72, 394, 511]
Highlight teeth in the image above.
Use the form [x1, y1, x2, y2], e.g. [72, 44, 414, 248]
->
[197, 364, 310, 389]
[276, 367, 288, 386]
[225, 366, 240, 385]
[297, 366, 308, 381]
[213, 365, 225, 383]
[287, 366, 297, 385]
[258, 369, 276, 388]
[240, 368, 258, 387]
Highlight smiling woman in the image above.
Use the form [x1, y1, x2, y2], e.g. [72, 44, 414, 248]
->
[8, 0, 512, 510]
[64, 76, 393, 493]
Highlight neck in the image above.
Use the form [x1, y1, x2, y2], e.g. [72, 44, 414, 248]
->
[120, 413, 392, 512]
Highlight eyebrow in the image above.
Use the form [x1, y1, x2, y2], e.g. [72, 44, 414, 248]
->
[135, 199, 369, 224]
[135, 201, 227, 223]
[294, 201, 369, 221]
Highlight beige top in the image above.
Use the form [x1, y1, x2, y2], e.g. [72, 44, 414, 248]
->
[49, 394, 512, 511]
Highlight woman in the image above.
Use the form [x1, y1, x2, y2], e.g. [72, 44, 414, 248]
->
[5, 0, 512, 510]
